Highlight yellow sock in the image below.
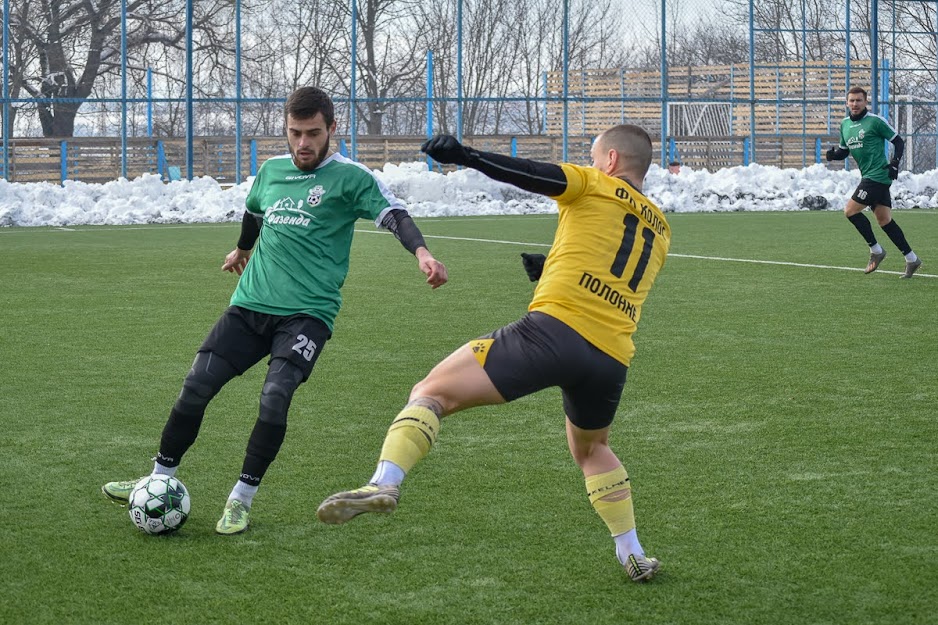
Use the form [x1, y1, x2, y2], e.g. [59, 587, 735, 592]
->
[378, 405, 441, 472]
[586, 466, 635, 536]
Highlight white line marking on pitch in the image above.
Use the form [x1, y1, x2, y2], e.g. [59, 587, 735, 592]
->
[3, 222, 932, 279]
[355, 229, 937, 279]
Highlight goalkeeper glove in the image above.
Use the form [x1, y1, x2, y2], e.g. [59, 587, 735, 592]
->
[420, 135, 471, 165]
[885, 158, 900, 180]
[520, 252, 546, 282]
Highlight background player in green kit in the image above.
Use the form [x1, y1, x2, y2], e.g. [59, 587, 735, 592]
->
[826, 86, 923, 278]
[102, 87, 448, 534]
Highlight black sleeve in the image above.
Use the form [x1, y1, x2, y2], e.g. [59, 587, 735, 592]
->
[463, 149, 568, 197]
[891, 135, 905, 162]
[236, 210, 263, 250]
[380, 209, 428, 255]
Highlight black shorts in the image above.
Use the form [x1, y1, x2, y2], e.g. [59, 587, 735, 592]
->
[852, 179, 892, 208]
[477, 311, 628, 430]
[200, 306, 331, 381]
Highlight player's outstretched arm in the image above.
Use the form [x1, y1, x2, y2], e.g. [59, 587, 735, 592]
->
[421, 134, 567, 197]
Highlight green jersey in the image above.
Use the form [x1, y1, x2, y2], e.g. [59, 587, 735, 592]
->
[231, 153, 402, 330]
[838, 111, 898, 185]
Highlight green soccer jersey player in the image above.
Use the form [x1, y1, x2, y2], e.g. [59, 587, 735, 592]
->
[826, 86, 922, 278]
[103, 87, 448, 534]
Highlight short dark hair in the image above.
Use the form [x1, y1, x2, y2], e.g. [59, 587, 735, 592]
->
[668, 161, 681, 167]
[847, 86, 868, 100]
[601, 124, 653, 178]
[285, 87, 335, 126]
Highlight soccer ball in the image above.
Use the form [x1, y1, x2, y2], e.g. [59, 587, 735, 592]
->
[127, 475, 191, 535]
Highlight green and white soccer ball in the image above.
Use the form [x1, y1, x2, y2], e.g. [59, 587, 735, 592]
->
[128, 475, 191, 535]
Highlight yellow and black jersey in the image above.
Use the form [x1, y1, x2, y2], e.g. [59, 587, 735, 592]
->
[530, 163, 671, 365]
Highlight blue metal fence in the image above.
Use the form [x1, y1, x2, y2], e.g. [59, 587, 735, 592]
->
[2, 0, 938, 182]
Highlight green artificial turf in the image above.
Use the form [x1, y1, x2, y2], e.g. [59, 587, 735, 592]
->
[1, 210, 935, 624]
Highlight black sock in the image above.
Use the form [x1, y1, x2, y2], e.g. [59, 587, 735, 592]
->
[240, 420, 287, 486]
[157, 408, 204, 467]
[881, 219, 912, 256]
[847, 213, 877, 247]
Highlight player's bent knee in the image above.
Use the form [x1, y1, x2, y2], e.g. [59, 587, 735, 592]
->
[258, 358, 304, 426]
[408, 372, 457, 411]
[259, 381, 294, 426]
[409, 377, 436, 402]
[176, 351, 237, 410]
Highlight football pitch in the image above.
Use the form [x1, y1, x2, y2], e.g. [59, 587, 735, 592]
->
[2, 210, 936, 625]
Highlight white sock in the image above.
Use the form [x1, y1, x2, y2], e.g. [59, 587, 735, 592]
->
[870, 243, 884, 254]
[152, 462, 177, 477]
[613, 529, 645, 563]
[370, 460, 406, 486]
[905, 251, 918, 262]
[229, 481, 259, 508]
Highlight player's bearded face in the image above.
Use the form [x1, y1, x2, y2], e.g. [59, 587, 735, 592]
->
[287, 113, 335, 171]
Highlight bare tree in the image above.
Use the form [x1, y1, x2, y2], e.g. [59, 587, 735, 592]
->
[414, 0, 458, 132]
[8, 0, 239, 137]
[722, 0, 846, 62]
[417, 0, 632, 136]
[354, 0, 431, 134]
[1, 0, 39, 132]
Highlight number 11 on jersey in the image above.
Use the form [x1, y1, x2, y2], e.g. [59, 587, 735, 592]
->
[610, 213, 655, 291]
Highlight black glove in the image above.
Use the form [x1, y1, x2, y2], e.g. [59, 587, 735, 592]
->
[826, 146, 849, 162]
[420, 134, 470, 165]
[520, 252, 546, 282]
[885, 158, 900, 180]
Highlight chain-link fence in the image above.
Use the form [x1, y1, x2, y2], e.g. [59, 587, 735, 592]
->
[2, 0, 937, 183]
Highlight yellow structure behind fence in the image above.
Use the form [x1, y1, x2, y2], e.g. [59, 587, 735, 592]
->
[545, 60, 873, 138]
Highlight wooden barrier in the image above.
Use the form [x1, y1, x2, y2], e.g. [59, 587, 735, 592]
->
[1, 135, 582, 183]
[2, 132, 844, 185]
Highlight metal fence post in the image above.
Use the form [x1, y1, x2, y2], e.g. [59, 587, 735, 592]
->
[120, 0, 128, 179]
[185, 0, 194, 180]
[60, 141, 67, 184]
[350, 0, 358, 161]
[426, 49, 434, 170]
[1, 0, 9, 181]
[157, 141, 166, 179]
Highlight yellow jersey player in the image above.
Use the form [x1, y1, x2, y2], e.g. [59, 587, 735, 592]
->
[318, 126, 670, 583]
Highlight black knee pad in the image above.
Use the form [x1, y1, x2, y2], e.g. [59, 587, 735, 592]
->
[175, 351, 238, 413]
[258, 358, 305, 427]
